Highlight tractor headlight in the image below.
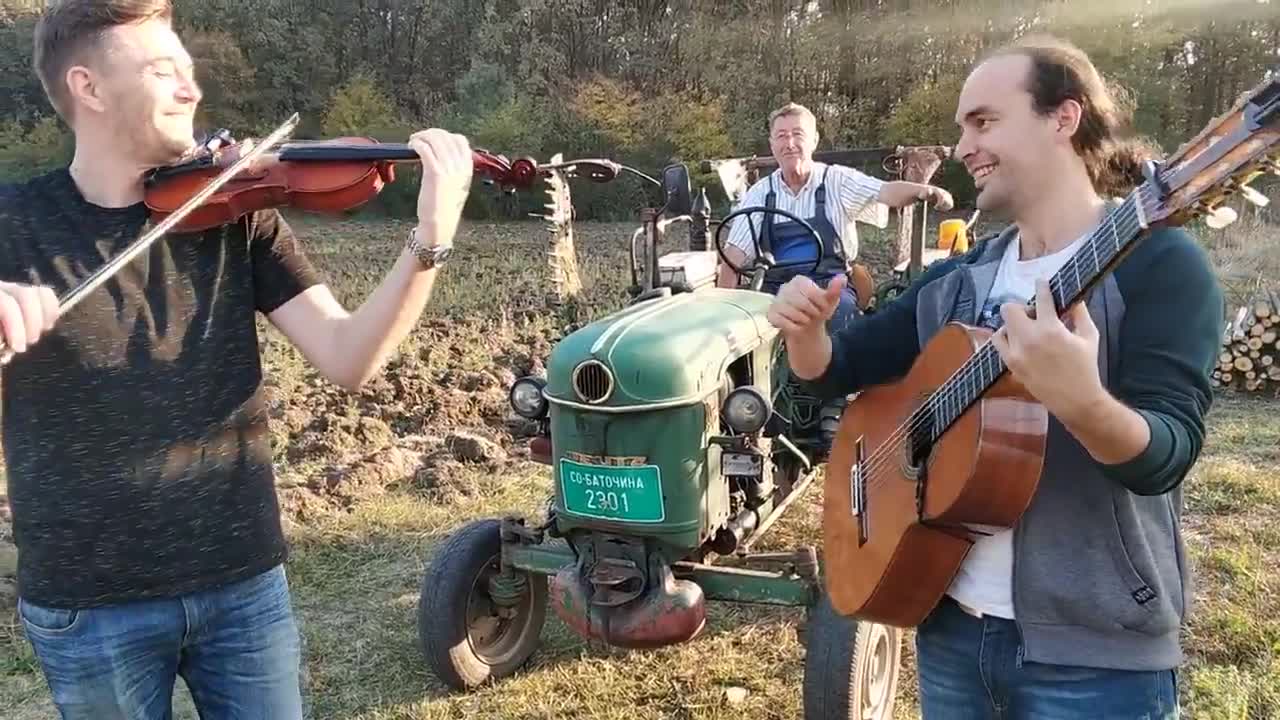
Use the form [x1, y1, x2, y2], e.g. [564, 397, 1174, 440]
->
[509, 377, 548, 419]
[723, 386, 771, 434]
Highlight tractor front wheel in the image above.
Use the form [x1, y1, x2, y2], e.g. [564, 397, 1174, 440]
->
[417, 518, 548, 691]
[802, 594, 902, 720]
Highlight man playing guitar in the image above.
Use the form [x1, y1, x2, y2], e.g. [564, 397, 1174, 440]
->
[768, 35, 1223, 718]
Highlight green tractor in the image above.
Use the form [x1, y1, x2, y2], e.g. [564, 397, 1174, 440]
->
[416, 161, 902, 719]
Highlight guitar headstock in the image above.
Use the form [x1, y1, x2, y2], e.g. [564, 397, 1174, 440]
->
[1139, 68, 1280, 230]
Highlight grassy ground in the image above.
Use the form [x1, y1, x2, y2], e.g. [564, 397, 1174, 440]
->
[1, 212, 1277, 719]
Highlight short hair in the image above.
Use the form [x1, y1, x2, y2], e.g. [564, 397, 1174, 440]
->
[769, 102, 817, 133]
[33, 0, 174, 122]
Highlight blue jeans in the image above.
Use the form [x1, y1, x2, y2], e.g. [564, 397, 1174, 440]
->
[18, 564, 304, 720]
[916, 596, 1180, 719]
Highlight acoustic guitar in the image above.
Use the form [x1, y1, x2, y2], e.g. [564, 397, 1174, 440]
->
[822, 69, 1280, 627]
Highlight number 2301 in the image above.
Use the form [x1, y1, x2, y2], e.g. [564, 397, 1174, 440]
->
[586, 490, 630, 513]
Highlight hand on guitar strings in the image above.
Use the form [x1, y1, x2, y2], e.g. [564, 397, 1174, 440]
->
[991, 279, 1105, 424]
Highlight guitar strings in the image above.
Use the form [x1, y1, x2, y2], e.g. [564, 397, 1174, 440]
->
[849, 194, 1142, 492]
[853, 200, 1140, 490]
[843, 189, 1147, 497]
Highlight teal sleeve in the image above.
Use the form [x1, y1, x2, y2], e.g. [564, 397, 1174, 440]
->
[797, 253, 966, 399]
[1101, 227, 1224, 495]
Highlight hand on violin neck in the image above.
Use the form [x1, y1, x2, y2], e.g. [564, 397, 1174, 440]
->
[409, 128, 473, 250]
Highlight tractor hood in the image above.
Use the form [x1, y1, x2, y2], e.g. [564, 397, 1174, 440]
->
[545, 289, 778, 410]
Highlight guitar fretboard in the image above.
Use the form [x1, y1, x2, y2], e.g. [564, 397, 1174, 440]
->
[912, 193, 1147, 444]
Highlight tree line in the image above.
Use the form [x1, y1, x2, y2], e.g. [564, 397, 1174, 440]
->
[1, 0, 1276, 220]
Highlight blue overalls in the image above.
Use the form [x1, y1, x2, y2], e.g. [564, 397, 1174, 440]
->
[759, 167, 861, 332]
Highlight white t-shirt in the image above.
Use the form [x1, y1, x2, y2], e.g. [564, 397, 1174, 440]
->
[945, 228, 1092, 619]
[725, 163, 888, 264]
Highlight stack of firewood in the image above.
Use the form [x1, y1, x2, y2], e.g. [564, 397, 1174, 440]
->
[1213, 289, 1280, 396]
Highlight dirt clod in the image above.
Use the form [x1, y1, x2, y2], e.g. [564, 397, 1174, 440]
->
[445, 430, 506, 463]
[308, 445, 428, 507]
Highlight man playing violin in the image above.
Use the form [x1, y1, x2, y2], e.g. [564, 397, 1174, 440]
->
[0, 1, 470, 717]
[768, 36, 1221, 718]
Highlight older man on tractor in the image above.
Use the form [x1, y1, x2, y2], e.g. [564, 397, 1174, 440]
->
[717, 102, 955, 455]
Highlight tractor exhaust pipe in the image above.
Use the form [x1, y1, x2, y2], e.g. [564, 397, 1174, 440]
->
[551, 549, 706, 650]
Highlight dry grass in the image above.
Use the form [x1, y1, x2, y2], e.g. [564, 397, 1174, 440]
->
[1201, 209, 1280, 309]
[1, 211, 1277, 719]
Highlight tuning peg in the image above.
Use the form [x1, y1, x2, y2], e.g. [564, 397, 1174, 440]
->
[1204, 204, 1239, 229]
[1240, 184, 1270, 207]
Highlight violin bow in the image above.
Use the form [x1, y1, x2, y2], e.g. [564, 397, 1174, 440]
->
[0, 112, 302, 366]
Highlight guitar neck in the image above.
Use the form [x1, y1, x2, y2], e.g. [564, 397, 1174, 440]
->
[921, 193, 1149, 441]
[275, 142, 420, 162]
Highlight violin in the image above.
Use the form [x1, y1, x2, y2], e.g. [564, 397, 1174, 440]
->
[0, 111, 643, 364]
[142, 129, 623, 233]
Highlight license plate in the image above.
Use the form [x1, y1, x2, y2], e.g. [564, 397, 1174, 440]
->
[723, 452, 763, 476]
[559, 459, 665, 523]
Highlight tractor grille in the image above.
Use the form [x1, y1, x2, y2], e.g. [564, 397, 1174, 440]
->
[572, 360, 614, 404]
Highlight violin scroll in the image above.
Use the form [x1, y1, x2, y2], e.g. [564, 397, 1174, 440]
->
[472, 149, 539, 190]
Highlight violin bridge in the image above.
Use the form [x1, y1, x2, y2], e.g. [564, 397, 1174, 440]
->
[849, 435, 868, 547]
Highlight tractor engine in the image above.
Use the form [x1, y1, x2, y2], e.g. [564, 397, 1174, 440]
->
[508, 275, 782, 650]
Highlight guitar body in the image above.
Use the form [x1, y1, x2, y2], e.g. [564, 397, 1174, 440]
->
[823, 322, 1049, 627]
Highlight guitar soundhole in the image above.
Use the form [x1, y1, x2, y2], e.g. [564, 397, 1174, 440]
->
[900, 393, 937, 480]
[900, 442, 934, 480]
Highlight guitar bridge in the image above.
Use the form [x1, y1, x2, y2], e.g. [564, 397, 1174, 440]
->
[849, 435, 868, 547]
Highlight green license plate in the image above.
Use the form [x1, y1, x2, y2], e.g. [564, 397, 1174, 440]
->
[558, 459, 665, 523]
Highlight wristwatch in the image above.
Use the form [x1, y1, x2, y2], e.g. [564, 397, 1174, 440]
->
[406, 226, 452, 269]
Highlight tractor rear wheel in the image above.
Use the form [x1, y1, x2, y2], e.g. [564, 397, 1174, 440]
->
[417, 518, 548, 691]
[802, 594, 902, 720]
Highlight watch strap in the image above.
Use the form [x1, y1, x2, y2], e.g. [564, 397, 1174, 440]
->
[406, 226, 451, 269]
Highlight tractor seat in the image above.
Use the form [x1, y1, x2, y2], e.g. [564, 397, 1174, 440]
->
[892, 247, 952, 275]
[847, 263, 876, 311]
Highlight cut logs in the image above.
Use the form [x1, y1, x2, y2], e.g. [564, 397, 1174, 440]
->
[1214, 289, 1280, 397]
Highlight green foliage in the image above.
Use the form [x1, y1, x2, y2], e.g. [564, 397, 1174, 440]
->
[187, 30, 261, 133]
[0, 115, 71, 180]
[569, 77, 647, 153]
[883, 74, 966, 147]
[0, 0, 1273, 222]
[321, 71, 405, 141]
[452, 60, 517, 123]
[665, 95, 736, 162]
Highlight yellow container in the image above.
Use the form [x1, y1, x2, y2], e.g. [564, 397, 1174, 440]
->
[938, 218, 969, 253]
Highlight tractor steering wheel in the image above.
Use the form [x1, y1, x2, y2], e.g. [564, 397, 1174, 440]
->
[714, 206, 824, 287]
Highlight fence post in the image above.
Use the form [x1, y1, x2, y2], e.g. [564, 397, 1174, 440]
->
[893, 145, 951, 274]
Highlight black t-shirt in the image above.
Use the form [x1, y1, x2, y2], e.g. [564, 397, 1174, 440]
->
[0, 167, 321, 608]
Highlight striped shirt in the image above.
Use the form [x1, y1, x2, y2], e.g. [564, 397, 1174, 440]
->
[726, 162, 888, 264]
